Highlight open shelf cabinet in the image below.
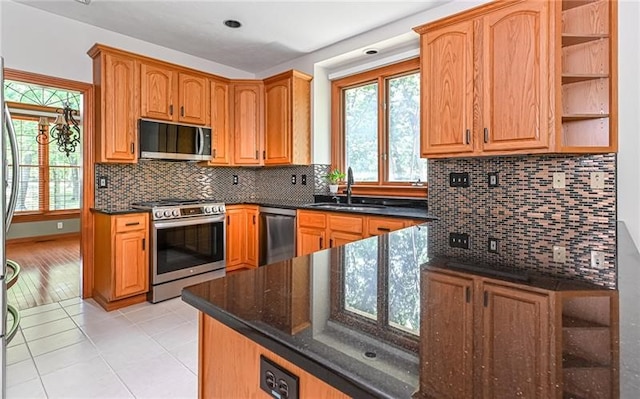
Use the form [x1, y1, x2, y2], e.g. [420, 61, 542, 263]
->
[559, 291, 619, 399]
[558, 0, 617, 152]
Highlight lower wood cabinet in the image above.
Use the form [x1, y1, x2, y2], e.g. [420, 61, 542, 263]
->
[199, 313, 348, 398]
[226, 205, 259, 271]
[297, 210, 423, 256]
[93, 212, 149, 311]
[420, 268, 619, 399]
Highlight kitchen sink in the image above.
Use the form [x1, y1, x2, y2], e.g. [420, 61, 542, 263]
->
[306, 202, 386, 212]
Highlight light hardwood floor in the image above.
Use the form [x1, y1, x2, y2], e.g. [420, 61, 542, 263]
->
[6, 237, 80, 311]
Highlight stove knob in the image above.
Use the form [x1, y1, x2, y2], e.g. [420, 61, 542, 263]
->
[205, 206, 213, 214]
[172, 209, 180, 217]
[219, 205, 225, 213]
[154, 211, 163, 219]
[164, 210, 172, 218]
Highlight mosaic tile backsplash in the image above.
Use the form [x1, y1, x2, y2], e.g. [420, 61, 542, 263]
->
[427, 154, 617, 288]
[95, 161, 332, 208]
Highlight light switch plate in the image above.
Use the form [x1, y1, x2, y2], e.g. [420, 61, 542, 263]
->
[590, 172, 605, 189]
[552, 172, 566, 189]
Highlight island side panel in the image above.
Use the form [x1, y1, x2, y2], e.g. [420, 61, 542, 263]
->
[198, 312, 350, 398]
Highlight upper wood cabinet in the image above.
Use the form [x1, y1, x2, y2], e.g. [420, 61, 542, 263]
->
[414, 0, 617, 158]
[140, 60, 209, 125]
[89, 46, 138, 163]
[264, 71, 312, 166]
[233, 82, 264, 165]
[208, 79, 231, 165]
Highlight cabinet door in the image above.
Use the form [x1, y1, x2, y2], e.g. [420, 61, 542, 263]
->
[245, 207, 259, 267]
[480, 282, 551, 399]
[178, 72, 208, 125]
[422, 20, 474, 156]
[297, 227, 325, 256]
[209, 79, 231, 165]
[481, 1, 549, 152]
[101, 53, 137, 163]
[233, 83, 263, 165]
[264, 77, 291, 165]
[367, 217, 407, 237]
[114, 230, 148, 298]
[225, 208, 245, 268]
[140, 62, 175, 121]
[420, 272, 474, 399]
[328, 231, 362, 248]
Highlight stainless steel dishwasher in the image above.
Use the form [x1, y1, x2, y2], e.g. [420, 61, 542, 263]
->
[259, 207, 296, 266]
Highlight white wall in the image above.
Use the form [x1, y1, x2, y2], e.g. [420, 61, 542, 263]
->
[617, 0, 640, 248]
[1, 1, 253, 83]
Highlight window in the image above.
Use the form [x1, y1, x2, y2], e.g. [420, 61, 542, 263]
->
[4, 80, 82, 218]
[332, 58, 427, 195]
[331, 226, 429, 351]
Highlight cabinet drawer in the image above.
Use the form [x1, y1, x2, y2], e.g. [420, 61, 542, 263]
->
[328, 214, 363, 234]
[115, 214, 147, 233]
[298, 211, 326, 228]
[367, 217, 406, 236]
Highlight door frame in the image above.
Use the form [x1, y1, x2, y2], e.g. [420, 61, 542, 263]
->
[5, 69, 95, 299]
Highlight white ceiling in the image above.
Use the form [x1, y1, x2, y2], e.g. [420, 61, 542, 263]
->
[14, 0, 444, 73]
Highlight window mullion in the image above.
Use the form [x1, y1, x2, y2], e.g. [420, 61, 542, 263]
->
[377, 76, 386, 185]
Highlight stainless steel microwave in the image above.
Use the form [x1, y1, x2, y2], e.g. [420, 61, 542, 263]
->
[139, 119, 212, 161]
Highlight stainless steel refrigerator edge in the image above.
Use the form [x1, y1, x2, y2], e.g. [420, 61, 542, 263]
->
[2, 57, 21, 397]
[259, 207, 296, 266]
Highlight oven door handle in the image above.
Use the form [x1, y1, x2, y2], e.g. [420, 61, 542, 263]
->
[153, 215, 226, 229]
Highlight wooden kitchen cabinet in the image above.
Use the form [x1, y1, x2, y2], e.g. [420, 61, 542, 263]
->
[297, 210, 327, 256]
[208, 78, 232, 165]
[420, 267, 618, 399]
[414, 0, 617, 158]
[233, 82, 264, 165]
[327, 213, 364, 248]
[225, 205, 259, 271]
[93, 212, 149, 311]
[263, 70, 312, 166]
[140, 61, 208, 125]
[89, 46, 138, 163]
[366, 216, 409, 237]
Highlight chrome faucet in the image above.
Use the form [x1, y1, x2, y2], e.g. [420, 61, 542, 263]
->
[346, 167, 354, 204]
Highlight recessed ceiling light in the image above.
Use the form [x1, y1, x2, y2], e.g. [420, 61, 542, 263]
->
[224, 20, 242, 29]
[363, 48, 379, 55]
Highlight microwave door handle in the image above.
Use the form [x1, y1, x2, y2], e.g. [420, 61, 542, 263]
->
[4, 104, 20, 231]
[197, 127, 204, 155]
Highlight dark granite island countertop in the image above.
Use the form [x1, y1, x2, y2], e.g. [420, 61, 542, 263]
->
[182, 223, 640, 398]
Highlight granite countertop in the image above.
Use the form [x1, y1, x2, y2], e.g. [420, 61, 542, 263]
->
[182, 222, 640, 398]
[90, 207, 149, 215]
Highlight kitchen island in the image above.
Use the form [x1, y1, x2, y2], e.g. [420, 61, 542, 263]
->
[182, 223, 639, 398]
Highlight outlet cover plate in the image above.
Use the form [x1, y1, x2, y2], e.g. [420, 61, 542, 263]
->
[590, 172, 605, 189]
[591, 251, 605, 269]
[488, 238, 498, 253]
[552, 172, 566, 189]
[291, 174, 297, 185]
[553, 245, 566, 263]
[260, 355, 299, 399]
[488, 172, 499, 188]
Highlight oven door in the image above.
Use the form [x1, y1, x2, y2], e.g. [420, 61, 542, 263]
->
[151, 215, 225, 285]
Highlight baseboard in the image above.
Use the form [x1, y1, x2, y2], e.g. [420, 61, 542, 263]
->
[6, 232, 80, 246]
[92, 291, 147, 312]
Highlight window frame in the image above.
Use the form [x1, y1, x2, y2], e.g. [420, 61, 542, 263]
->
[7, 101, 81, 222]
[331, 58, 426, 197]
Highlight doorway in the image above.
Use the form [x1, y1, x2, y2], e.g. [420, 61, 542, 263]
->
[4, 69, 93, 310]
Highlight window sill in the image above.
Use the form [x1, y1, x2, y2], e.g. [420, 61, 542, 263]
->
[12, 211, 81, 223]
[335, 185, 427, 198]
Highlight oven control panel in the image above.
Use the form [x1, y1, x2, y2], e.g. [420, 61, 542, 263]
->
[151, 203, 226, 220]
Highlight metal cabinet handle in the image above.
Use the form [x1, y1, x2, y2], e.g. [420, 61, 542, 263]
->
[130, 143, 135, 154]
[330, 239, 334, 248]
[483, 291, 489, 307]
[142, 238, 146, 250]
[255, 150, 258, 160]
[465, 129, 471, 145]
[377, 227, 391, 232]
[484, 128, 489, 144]
[263, 150, 266, 160]
[181, 106, 185, 117]
[466, 286, 471, 303]
[319, 237, 323, 248]
[227, 216, 230, 225]
[212, 149, 217, 158]
[125, 222, 140, 226]
[253, 215, 256, 224]
[169, 104, 173, 115]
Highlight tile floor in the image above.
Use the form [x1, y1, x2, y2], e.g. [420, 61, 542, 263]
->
[6, 297, 199, 398]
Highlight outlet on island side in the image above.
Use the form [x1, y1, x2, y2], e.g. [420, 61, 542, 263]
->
[260, 355, 299, 399]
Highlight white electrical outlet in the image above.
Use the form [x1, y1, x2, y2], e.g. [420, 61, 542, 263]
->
[591, 251, 605, 269]
[590, 172, 605, 189]
[552, 172, 566, 189]
[57, 222, 63, 230]
[553, 245, 566, 263]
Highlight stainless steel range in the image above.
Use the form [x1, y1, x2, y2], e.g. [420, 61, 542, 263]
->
[132, 198, 226, 303]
